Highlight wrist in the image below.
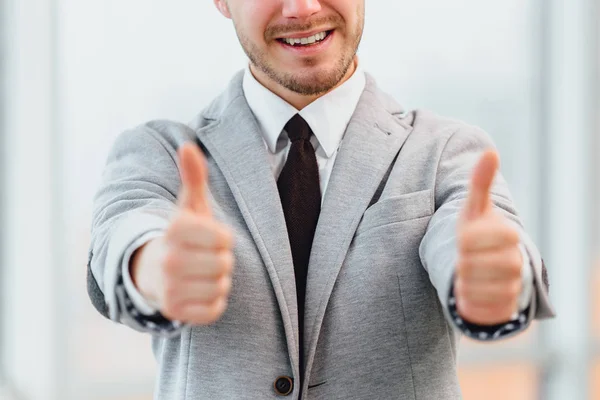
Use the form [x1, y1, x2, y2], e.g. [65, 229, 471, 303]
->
[129, 238, 161, 306]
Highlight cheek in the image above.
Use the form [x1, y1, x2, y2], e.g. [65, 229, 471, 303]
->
[237, 2, 276, 39]
[342, 2, 364, 33]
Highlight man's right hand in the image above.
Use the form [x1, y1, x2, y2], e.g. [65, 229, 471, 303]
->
[130, 142, 235, 325]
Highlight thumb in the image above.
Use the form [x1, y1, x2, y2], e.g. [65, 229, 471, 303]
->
[177, 142, 212, 216]
[464, 149, 499, 220]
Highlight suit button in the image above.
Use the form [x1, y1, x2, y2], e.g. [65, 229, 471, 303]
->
[274, 376, 293, 396]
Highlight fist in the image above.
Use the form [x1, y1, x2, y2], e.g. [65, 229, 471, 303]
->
[132, 143, 235, 325]
[454, 150, 523, 326]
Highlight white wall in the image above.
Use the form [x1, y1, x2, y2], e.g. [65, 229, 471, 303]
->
[2, 1, 544, 399]
[2, 0, 62, 399]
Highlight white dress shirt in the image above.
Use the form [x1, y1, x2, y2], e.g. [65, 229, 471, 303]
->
[244, 61, 366, 198]
[122, 60, 533, 319]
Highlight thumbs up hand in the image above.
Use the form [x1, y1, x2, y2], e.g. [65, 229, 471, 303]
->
[454, 150, 523, 326]
[131, 142, 235, 325]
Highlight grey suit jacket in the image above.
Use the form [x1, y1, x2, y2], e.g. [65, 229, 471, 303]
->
[87, 70, 554, 399]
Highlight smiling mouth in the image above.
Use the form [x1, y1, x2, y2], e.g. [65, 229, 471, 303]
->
[276, 30, 334, 47]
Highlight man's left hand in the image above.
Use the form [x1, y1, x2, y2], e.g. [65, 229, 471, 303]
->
[454, 150, 523, 326]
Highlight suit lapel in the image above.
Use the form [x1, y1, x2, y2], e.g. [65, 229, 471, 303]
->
[303, 76, 413, 388]
[195, 73, 300, 378]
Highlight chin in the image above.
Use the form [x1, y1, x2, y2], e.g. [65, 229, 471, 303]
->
[283, 73, 346, 96]
[292, 62, 349, 87]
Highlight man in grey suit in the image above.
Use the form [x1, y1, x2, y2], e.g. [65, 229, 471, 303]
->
[87, 0, 555, 398]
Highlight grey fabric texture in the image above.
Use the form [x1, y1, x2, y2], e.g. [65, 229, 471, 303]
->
[88, 70, 555, 399]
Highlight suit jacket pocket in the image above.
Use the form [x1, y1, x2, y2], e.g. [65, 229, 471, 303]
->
[356, 189, 433, 237]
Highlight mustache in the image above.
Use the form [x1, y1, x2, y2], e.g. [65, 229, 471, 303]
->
[265, 15, 343, 39]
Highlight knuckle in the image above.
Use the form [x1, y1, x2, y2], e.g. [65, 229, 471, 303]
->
[220, 226, 235, 249]
[510, 251, 523, 273]
[218, 251, 235, 274]
[189, 305, 214, 326]
[205, 300, 227, 324]
[204, 282, 219, 300]
[509, 281, 522, 298]
[204, 311, 219, 325]
[216, 276, 232, 297]
[217, 298, 229, 316]
[183, 306, 205, 325]
[505, 227, 520, 244]
[508, 264, 521, 279]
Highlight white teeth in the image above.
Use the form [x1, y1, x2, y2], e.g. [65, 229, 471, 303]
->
[282, 31, 328, 46]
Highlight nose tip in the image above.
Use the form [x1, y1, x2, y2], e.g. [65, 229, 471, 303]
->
[282, 0, 322, 18]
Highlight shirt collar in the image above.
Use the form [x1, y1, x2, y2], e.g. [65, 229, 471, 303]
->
[242, 59, 366, 158]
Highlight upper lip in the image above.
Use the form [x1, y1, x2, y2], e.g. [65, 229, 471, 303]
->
[277, 28, 333, 40]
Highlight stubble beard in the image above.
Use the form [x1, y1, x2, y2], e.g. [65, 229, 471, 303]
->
[235, 12, 364, 96]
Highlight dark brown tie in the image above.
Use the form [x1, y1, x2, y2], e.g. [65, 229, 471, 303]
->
[277, 114, 321, 385]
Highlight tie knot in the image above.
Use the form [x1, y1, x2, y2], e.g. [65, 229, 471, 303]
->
[285, 114, 312, 142]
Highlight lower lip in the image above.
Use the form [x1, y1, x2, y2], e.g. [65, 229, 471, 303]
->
[277, 30, 335, 56]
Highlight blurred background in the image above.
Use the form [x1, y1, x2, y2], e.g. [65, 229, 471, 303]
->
[0, 0, 598, 399]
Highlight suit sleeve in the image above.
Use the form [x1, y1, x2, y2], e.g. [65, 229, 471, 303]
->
[418, 125, 555, 340]
[86, 123, 188, 337]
